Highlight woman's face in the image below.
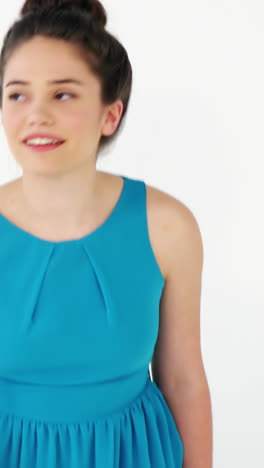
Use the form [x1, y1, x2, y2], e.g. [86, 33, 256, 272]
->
[1, 35, 122, 173]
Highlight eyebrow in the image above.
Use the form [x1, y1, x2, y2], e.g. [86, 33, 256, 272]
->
[5, 78, 84, 88]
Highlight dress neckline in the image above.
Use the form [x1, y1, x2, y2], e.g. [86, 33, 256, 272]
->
[0, 175, 127, 246]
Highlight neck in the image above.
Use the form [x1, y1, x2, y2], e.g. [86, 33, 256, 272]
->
[17, 168, 104, 231]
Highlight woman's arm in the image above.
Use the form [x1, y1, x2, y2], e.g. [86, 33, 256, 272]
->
[151, 195, 213, 468]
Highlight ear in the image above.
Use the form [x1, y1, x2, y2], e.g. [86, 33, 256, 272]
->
[101, 100, 124, 137]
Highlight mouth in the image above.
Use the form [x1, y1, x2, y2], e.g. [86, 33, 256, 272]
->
[23, 141, 65, 152]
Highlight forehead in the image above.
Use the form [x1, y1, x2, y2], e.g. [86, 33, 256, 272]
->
[3, 36, 97, 86]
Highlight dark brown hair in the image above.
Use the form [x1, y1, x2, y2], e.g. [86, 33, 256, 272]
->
[0, 0, 133, 156]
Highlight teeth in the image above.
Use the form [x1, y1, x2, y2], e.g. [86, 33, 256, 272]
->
[26, 138, 61, 145]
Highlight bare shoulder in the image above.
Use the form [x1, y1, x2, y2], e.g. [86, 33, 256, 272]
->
[0, 179, 18, 213]
[146, 182, 206, 389]
[145, 182, 203, 281]
[0, 181, 9, 210]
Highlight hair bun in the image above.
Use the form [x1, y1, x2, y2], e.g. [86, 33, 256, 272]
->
[21, 0, 107, 28]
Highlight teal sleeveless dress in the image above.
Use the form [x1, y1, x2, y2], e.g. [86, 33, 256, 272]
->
[0, 175, 184, 467]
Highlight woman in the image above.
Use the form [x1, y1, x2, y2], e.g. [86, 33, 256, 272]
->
[0, 0, 212, 467]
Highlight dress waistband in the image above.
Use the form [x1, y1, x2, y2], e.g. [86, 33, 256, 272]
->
[0, 370, 153, 424]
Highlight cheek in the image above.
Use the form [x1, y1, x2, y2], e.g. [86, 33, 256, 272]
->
[64, 109, 99, 134]
[2, 112, 23, 142]
[2, 109, 21, 136]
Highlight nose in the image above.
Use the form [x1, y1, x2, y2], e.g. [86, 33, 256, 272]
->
[27, 102, 54, 126]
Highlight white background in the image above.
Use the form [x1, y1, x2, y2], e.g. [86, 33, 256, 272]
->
[0, 1, 263, 467]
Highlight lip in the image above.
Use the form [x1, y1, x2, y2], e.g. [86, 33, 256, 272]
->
[22, 133, 65, 143]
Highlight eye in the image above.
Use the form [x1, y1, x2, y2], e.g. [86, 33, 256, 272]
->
[56, 92, 75, 100]
[7, 92, 75, 102]
[8, 93, 24, 102]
